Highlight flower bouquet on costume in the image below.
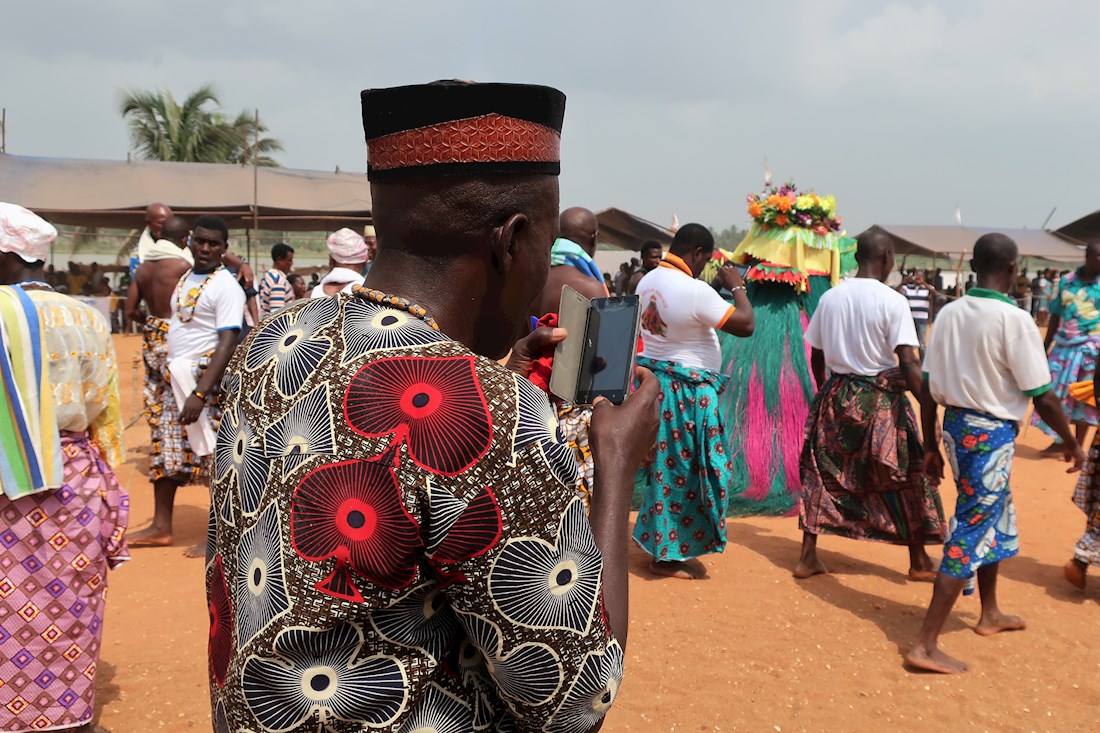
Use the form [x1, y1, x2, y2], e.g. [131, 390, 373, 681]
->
[732, 181, 854, 293]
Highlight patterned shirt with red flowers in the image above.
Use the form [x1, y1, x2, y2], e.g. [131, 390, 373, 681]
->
[205, 291, 621, 733]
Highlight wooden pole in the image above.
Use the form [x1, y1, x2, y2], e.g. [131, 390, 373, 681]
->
[251, 108, 260, 267]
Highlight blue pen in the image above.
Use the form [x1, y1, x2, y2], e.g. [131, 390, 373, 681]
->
[530, 316, 540, 332]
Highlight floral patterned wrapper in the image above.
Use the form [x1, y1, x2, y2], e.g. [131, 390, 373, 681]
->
[940, 407, 1019, 595]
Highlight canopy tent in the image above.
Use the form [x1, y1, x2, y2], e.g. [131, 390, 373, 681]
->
[596, 207, 674, 250]
[0, 153, 371, 232]
[1056, 210, 1100, 245]
[868, 224, 1085, 261]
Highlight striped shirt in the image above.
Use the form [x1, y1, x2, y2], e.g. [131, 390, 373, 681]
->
[258, 268, 292, 317]
[901, 284, 931, 321]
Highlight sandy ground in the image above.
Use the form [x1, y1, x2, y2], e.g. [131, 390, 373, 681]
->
[92, 334, 1099, 733]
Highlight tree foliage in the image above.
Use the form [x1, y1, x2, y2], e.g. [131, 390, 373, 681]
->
[119, 84, 283, 166]
[711, 224, 749, 250]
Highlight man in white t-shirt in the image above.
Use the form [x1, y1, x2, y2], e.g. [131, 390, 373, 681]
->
[633, 224, 755, 579]
[130, 215, 245, 556]
[311, 228, 369, 297]
[796, 229, 945, 581]
[908, 232, 1084, 675]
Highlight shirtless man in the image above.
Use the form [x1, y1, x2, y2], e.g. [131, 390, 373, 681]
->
[531, 206, 607, 316]
[530, 207, 610, 507]
[126, 216, 193, 546]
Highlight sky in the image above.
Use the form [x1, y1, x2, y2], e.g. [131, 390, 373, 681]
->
[2, 0, 1098, 234]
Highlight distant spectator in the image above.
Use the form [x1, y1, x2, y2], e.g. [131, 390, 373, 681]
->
[137, 202, 173, 262]
[312, 228, 369, 297]
[627, 240, 663, 295]
[287, 272, 308, 300]
[258, 242, 295, 317]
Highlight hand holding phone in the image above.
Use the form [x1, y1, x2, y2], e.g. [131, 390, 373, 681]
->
[550, 286, 642, 405]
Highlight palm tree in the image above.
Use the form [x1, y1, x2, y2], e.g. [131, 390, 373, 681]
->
[119, 84, 283, 166]
[223, 110, 284, 167]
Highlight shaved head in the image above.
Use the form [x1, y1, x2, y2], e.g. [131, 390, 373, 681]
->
[161, 216, 189, 243]
[972, 233, 1018, 275]
[145, 202, 172, 238]
[559, 207, 598, 256]
[855, 228, 894, 264]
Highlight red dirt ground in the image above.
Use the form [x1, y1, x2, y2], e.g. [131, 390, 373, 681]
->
[93, 334, 1099, 732]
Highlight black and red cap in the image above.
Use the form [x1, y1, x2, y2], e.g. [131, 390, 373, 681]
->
[361, 81, 566, 181]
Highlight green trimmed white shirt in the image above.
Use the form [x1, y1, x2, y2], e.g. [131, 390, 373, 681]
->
[924, 287, 1052, 422]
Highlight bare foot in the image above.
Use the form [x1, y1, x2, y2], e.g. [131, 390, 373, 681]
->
[907, 569, 938, 583]
[1063, 559, 1087, 590]
[905, 644, 969, 674]
[974, 612, 1027, 636]
[650, 559, 707, 580]
[128, 527, 173, 548]
[183, 542, 206, 559]
[793, 560, 829, 579]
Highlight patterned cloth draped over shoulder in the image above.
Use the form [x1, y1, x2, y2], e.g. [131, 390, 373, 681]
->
[0, 284, 129, 733]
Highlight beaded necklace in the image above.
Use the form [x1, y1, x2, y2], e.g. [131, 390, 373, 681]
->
[351, 285, 440, 331]
[175, 266, 224, 323]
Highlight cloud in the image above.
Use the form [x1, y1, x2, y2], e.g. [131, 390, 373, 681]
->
[3, 0, 1099, 233]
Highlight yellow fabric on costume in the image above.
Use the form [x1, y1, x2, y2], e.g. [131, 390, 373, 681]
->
[27, 290, 125, 468]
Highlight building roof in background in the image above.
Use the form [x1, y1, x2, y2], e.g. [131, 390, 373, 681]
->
[868, 224, 1085, 261]
[1055, 210, 1100, 245]
[596, 207, 674, 250]
[0, 153, 371, 231]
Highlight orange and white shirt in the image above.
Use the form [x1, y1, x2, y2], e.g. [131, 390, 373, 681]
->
[635, 253, 734, 372]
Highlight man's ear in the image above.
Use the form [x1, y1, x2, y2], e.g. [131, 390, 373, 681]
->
[491, 213, 529, 274]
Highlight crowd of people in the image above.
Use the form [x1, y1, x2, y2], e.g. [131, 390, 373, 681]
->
[1, 80, 1099, 732]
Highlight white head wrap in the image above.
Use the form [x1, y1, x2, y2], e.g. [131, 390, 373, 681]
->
[326, 228, 369, 264]
[0, 203, 57, 263]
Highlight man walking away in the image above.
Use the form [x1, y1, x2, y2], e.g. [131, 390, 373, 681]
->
[795, 229, 945, 581]
[908, 233, 1084, 674]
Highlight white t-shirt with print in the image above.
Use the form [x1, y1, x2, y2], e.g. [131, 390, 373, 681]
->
[805, 277, 919, 376]
[167, 268, 246, 362]
[924, 289, 1052, 422]
[636, 263, 734, 372]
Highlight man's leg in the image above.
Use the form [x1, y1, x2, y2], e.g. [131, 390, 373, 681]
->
[1064, 558, 1088, 589]
[182, 487, 211, 558]
[1075, 422, 1090, 448]
[907, 542, 937, 582]
[793, 531, 828, 578]
[973, 563, 1026, 636]
[906, 572, 968, 673]
[128, 477, 180, 547]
